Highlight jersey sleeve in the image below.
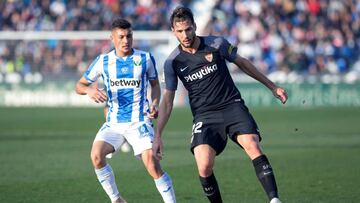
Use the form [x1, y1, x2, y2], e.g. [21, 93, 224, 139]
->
[163, 58, 178, 91]
[146, 53, 158, 80]
[83, 55, 103, 84]
[219, 37, 238, 62]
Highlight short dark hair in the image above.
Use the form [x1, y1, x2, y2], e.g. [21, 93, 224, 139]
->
[170, 6, 194, 28]
[111, 18, 132, 30]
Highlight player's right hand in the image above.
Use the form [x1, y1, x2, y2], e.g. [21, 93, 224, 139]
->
[87, 87, 107, 103]
[152, 134, 163, 160]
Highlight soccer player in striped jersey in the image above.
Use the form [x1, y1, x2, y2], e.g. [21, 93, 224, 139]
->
[93, 81, 132, 153]
[75, 19, 176, 203]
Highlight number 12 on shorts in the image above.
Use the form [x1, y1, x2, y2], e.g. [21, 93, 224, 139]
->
[192, 122, 203, 135]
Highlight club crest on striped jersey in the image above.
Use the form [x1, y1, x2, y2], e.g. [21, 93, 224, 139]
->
[204, 52, 213, 62]
[133, 55, 142, 66]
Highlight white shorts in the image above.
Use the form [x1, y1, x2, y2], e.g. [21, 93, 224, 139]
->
[94, 121, 154, 157]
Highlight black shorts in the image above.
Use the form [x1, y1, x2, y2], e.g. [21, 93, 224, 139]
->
[190, 102, 261, 155]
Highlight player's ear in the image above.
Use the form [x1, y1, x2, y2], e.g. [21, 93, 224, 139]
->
[110, 32, 114, 43]
[194, 23, 197, 32]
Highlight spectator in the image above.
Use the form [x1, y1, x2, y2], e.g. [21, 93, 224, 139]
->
[205, 0, 360, 77]
[0, 0, 191, 82]
[1, 0, 359, 83]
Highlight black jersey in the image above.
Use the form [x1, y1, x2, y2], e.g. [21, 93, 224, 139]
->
[164, 36, 243, 116]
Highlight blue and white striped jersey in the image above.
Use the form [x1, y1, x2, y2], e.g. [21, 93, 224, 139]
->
[84, 49, 158, 123]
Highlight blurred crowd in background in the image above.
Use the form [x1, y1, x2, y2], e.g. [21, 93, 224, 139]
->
[0, 0, 191, 83]
[0, 0, 360, 84]
[205, 0, 360, 82]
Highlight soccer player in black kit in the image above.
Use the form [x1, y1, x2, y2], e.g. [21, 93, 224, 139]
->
[153, 6, 288, 203]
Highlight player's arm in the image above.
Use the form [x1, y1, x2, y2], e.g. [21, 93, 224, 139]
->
[104, 105, 109, 119]
[233, 55, 288, 104]
[148, 79, 161, 119]
[153, 89, 176, 160]
[75, 76, 107, 103]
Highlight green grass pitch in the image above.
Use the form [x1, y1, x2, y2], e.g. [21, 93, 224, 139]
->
[0, 107, 359, 203]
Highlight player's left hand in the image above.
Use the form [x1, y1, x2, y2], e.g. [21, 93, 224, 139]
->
[147, 104, 159, 119]
[272, 87, 288, 104]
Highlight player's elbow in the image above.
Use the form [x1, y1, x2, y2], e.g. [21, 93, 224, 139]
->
[75, 82, 86, 95]
[74, 83, 81, 94]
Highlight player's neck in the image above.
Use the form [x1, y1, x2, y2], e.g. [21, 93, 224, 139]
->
[182, 36, 200, 54]
[115, 48, 133, 59]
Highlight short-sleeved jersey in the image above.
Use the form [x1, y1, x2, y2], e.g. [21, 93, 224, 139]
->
[164, 36, 242, 116]
[84, 49, 158, 123]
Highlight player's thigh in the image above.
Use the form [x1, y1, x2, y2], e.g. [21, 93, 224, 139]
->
[93, 123, 125, 157]
[124, 121, 154, 156]
[91, 140, 115, 157]
[191, 116, 227, 155]
[235, 133, 263, 159]
[193, 144, 217, 170]
[226, 103, 261, 145]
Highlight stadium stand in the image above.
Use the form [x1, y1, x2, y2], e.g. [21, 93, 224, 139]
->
[204, 0, 360, 83]
[0, 0, 193, 31]
[0, 0, 359, 84]
[0, 0, 191, 83]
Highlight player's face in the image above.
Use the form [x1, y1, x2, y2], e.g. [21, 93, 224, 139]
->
[172, 19, 196, 48]
[111, 28, 133, 57]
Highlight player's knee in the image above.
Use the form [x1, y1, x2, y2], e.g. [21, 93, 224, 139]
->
[198, 164, 213, 177]
[90, 151, 104, 168]
[243, 141, 262, 157]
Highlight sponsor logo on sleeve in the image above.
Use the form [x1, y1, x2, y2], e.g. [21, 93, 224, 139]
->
[228, 44, 236, 55]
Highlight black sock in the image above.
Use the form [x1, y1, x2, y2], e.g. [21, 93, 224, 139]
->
[199, 173, 223, 203]
[252, 155, 279, 200]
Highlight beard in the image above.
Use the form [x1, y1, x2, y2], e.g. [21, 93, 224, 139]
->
[181, 36, 195, 48]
